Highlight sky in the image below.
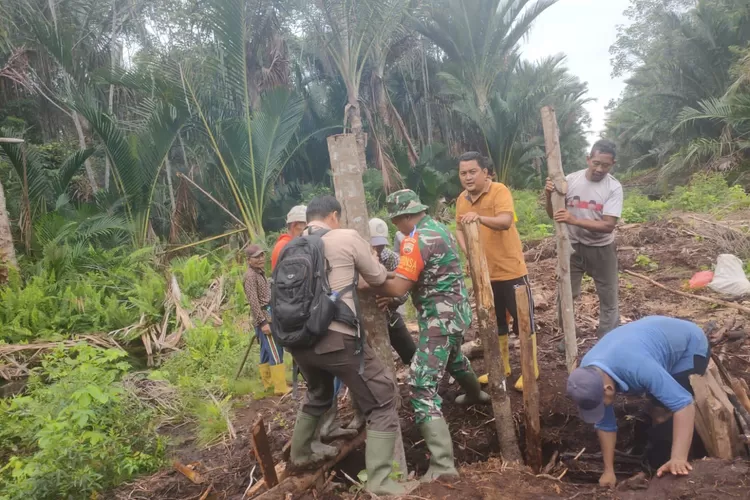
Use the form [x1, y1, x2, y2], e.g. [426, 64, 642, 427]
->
[520, 0, 632, 145]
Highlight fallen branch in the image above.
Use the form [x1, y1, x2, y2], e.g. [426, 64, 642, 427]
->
[253, 432, 366, 499]
[173, 461, 206, 484]
[623, 270, 750, 316]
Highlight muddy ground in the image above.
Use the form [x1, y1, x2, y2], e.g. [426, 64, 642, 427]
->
[112, 214, 750, 500]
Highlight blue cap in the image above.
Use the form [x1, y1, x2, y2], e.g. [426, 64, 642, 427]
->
[567, 367, 605, 424]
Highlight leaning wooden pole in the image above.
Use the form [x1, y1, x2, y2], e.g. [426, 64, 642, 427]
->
[540, 106, 578, 372]
[463, 221, 522, 461]
[251, 417, 279, 489]
[326, 133, 408, 473]
[516, 285, 542, 472]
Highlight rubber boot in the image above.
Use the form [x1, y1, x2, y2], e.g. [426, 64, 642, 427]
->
[344, 397, 365, 431]
[290, 412, 339, 468]
[454, 371, 490, 405]
[419, 418, 459, 482]
[270, 363, 291, 396]
[365, 430, 419, 495]
[477, 336, 511, 384]
[258, 363, 272, 391]
[318, 403, 358, 441]
[514, 333, 540, 392]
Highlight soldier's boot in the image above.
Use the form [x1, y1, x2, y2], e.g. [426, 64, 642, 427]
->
[365, 430, 419, 495]
[290, 412, 339, 468]
[344, 397, 366, 431]
[258, 363, 272, 391]
[514, 334, 539, 392]
[454, 371, 490, 405]
[419, 418, 459, 482]
[477, 336, 511, 384]
[270, 363, 291, 396]
[318, 403, 358, 441]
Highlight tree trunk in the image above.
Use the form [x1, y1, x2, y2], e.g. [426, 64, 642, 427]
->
[0, 176, 18, 272]
[540, 106, 577, 372]
[72, 111, 99, 192]
[105, 0, 118, 191]
[326, 133, 408, 474]
[462, 221, 521, 461]
[516, 284, 541, 471]
[165, 155, 176, 213]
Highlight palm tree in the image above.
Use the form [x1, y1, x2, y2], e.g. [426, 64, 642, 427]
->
[0, 137, 21, 269]
[0, 131, 94, 251]
[181, 0, 308, 241]
[68, 82, 190, 247]
[605, 0, 750, 174]
[298, 0, 411, 179]
[415, 0, 557, 113]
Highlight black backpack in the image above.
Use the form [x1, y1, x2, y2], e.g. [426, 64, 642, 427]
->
[270, 228, 358, 349]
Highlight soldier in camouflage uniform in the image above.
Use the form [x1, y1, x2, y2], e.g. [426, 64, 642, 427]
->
[373, 189, 489, 482]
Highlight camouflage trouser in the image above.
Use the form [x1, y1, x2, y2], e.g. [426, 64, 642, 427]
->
[408, 332, 474, 424]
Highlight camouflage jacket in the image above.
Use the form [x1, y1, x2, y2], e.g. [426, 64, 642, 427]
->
[395, 215, 471, 335]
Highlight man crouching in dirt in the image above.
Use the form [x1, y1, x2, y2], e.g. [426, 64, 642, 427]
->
[567, 315, 710, 488]
[371, 189, 490, 482]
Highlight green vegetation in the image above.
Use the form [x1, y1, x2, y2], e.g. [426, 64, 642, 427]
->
[0, 0, 748, 497]
[0, 346, 164, 498]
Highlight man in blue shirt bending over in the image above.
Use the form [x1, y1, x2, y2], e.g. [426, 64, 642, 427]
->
[567, 316, 710, 488]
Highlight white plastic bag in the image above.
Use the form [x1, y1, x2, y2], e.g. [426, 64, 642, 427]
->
[708, 254, 750, 297]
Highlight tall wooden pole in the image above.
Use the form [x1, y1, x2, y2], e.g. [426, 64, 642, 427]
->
[540, 106, 578, 372]
[463, 221, 522, 461]
[326, 133, 408, 473]
[516, 285, 541, 472]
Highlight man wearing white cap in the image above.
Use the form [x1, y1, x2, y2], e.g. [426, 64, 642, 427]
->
[272, 205, 307, 269]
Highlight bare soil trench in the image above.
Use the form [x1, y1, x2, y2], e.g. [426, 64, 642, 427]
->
[112, 215, 750, 499]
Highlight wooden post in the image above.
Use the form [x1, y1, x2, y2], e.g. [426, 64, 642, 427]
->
[326, 133, 408, 473]
[251, 417, 279, 489]
[463, 221, 522, 461]
[540, 106, 577, 372]
[516, 285, 541, 472]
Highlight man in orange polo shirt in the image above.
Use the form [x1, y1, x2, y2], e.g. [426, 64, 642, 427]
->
[455, 152, 537, 392]
[271, 205, 307, 269]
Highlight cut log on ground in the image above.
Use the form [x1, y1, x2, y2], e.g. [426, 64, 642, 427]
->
[251, 417, 278, 489]
[253, 431, 366, 500]
[690, 360, 744, 459]
[462, 221, 522, 461]
[540, 105, 577, 372]
[244, 463, 286, 498]
[624, 270, 750, 316]
[327, 133, 407, 473]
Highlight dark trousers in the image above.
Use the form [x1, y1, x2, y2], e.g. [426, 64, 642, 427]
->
[646, 349, 711, 467]
[649, 350, 711, 408]
[387, 310, 417, 364]
[559, 242, 619, 337]
[290, 329, 399, 432]
[491, 275, 535, 336]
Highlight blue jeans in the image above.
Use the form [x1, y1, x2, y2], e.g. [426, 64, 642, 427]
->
[257, 326, 284, 365]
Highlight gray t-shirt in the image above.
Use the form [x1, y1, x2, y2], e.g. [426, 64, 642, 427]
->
[565, 170, 623, 246]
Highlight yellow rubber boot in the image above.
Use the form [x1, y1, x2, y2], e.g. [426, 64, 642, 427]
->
[259, 363, 272, 391]
[270, 363, 291, 396]
[477, 336, 511, 384]
[514, 333, 539, 392]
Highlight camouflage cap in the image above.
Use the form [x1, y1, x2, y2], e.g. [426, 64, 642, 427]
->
[386, 189, 429, 219]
